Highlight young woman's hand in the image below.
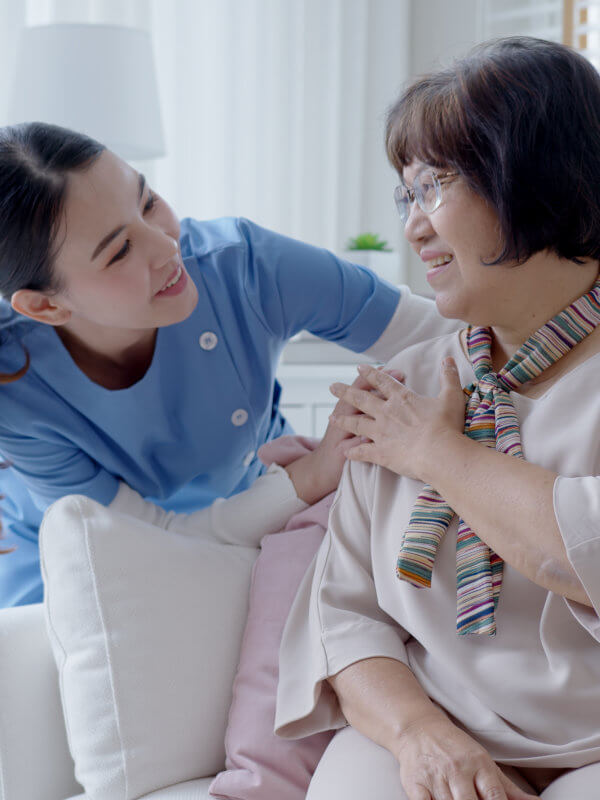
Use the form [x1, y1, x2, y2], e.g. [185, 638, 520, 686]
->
[393, 715, 539, 800]
[285, 367, 403, 504]
[329, 358, 466, 481]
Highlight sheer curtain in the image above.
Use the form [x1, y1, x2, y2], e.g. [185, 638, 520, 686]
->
[0, 0, 410, 253]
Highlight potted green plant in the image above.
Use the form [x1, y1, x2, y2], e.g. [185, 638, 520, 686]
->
[342, 231, 403, 284]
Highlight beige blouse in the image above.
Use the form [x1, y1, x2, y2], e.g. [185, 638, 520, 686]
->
[275, 331, 600, 769]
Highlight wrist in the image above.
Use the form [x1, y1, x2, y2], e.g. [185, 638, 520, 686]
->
[389, 709, 448, 761]
[418, 429, 469, 487]
[285, 452, 325, 505]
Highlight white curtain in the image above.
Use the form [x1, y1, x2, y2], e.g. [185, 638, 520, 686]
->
[0, 0, 410, 254]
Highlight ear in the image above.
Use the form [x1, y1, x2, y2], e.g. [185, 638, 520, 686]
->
[11, 289, 72, 326]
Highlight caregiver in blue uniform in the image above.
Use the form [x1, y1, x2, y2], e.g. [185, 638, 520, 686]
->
[0, 123, 457, 607]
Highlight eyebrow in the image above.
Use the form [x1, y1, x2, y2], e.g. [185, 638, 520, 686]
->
[90, 174, 146, 261]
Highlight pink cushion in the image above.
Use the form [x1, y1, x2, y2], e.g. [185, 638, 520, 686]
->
[209, 437, 334, 800]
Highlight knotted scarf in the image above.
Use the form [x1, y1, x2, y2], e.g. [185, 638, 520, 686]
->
[397, 278, 600, 635]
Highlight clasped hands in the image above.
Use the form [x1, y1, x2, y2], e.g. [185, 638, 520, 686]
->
[329, 359, 467, 483]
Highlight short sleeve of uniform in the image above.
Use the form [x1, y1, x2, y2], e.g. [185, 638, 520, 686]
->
[554, 475, 600, 640]
[194, 217, 400, 351]
[275, 459, 410, 740]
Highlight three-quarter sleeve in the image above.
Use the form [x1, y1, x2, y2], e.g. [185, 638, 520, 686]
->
[275, 460, 410, 740]
[363, 286, 462, 363]
[553, 475, 600, 640]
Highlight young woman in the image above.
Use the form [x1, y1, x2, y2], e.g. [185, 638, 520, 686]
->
[276, 37, 600, 800]
[0, 123, 457, 606]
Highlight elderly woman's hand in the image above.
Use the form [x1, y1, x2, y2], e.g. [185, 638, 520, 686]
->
[394, 715, 539, 800]
[329, 359, 466, 482]
[285, 367, 404, 504]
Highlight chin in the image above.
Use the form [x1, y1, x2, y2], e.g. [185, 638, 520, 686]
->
[160, 282, 199, 327]
[178, 283, 199, 321]
[434, 293, 466, 321]
[434, 290, 491, 325]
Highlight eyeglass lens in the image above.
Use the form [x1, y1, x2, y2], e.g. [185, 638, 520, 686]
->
[394, 169, 441, 222]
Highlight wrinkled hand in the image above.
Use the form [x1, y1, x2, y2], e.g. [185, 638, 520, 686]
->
[329, 359, 466, 481]
[286, 367, 403, 504]
[394, 715, 539, 800]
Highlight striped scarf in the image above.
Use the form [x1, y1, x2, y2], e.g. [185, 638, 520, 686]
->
[396, 278, 600, 635]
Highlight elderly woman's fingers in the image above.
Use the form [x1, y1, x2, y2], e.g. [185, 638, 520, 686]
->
[338, 435, 364, 456]
[329, 382, 384, 417]
[429, 779, 453, 800]
[405, 784, 433, 800]
[330, 412, 376, 440]
[495, 771, 540, 800]
[447, 772, 487, 800]
[345, 441, 378, 463]
[356, 362, 408, 398]
[327, 372, 378, 422]
[381, 366, 405, 382]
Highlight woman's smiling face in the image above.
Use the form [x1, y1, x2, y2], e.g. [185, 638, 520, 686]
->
[401, 160, 520, 325]
[45, 149, 198, 333]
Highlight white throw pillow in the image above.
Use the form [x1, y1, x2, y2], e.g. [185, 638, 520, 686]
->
[40, 494, 258, 800]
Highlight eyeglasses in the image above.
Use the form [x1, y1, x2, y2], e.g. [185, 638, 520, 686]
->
[394, 169, 459, 224]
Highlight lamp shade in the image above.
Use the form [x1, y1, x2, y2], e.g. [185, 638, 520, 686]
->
[8, 23, 165, 160]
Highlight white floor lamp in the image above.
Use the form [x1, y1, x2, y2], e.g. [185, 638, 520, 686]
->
[8, 23, 165, 161]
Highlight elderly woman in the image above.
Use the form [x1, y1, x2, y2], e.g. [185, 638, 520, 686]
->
[275, 37, 600, 800]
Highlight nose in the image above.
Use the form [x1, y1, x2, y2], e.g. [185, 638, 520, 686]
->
[404, 202, 434, 248]
[148, 228, 179, 269]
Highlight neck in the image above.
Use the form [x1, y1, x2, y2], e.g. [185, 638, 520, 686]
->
[56, 322, 158, 389]
[488, 255, 600, 371]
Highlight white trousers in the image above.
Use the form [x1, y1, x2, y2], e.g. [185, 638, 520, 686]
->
[307, 726, 600, 800]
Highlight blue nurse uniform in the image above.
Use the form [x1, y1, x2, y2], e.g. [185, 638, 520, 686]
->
[0, 217, 400, 606]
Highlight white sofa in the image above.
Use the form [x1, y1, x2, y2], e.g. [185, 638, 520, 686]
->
[0, 603, 217, 800]
[0, 485, 316, 800]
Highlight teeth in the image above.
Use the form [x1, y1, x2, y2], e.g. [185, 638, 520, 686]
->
[427, 255, 453, 268]
[163, 265, 182, 290]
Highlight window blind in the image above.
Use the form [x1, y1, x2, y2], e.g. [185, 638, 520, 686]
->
[480, 0, 563, 42]
[565, 1, 600, 68]
[481, 0, 600, 66]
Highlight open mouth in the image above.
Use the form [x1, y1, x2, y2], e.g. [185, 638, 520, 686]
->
[426, 254, 454, 282]
[157, 264, 183, 293]
[426, 254, 453, 269]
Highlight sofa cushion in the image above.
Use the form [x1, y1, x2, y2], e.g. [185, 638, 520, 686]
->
[41, 495, 257, 800]
[210, 505, 334, 799]
[67, 777, 215, 799]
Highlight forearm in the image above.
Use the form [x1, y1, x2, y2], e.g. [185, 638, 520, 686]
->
[328, 656, 446, 760]
[284, 452, 334, 506]
[363, 291, 461, 363]
[109, 464, 306, 547]
[421, 431, 590, 604]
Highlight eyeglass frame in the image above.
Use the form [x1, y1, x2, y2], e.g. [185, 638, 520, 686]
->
[394, 169, 459, 224]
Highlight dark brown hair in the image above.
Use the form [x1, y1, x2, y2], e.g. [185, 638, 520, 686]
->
[0, 122, 105, 298]
[386, 37, 600, 264]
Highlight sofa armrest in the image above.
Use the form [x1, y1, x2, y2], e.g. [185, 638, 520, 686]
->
[0, 603, 82, 800]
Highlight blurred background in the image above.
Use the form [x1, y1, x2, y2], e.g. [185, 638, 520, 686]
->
[0, 0, 596, 291]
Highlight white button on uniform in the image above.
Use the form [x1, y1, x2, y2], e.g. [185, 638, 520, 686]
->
[199, 331, 218, 350]
[243, 450, 255, 467]
[231, 409, 248, 427]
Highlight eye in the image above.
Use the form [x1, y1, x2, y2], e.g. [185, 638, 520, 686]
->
[144, 191, 156, 213]
[107, 239, 131, 266]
